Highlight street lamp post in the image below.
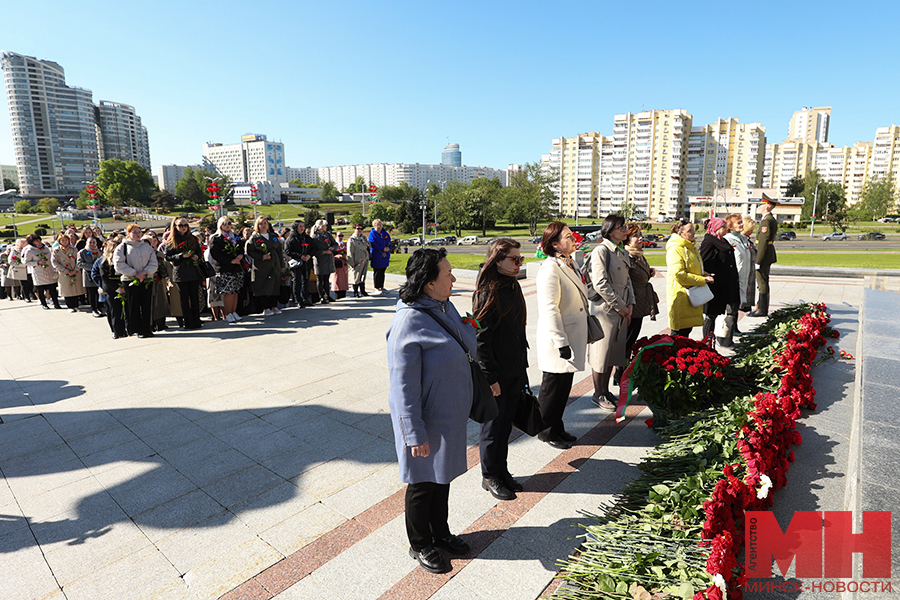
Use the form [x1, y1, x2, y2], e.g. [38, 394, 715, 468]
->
[419, 196, 427, 248]
[809, 179, 822, 237]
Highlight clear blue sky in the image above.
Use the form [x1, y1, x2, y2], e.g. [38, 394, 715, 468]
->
[2, 0, 899, 174]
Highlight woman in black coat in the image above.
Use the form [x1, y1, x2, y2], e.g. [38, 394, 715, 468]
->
[164, 217, 206, 329]
[284, 221, 315, 307]
[472, 238, 529, 502]
[699, 217, 740, 347]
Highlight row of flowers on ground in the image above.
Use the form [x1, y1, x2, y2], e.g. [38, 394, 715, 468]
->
[553, 303, 839, 600]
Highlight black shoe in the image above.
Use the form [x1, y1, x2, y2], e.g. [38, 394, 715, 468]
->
[112, 333, 119, 339]
[747, 310, 767, 317]
[53, 303, 63, 309]
[434, 534, 470, 555]
[503, 473, 524, 493]
[41, 304, 50, 310]
[545, 439, 572, 450]
[409, 545, 450, 574]
[716, 337, 734, 348]
[482, 477, 516, 501]
[559, 430, 577, 442]
[591, 393, 617, 410]
[137, 332, 154, 338]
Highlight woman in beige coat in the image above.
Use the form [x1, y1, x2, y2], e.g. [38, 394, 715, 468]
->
[347, 224, 370, 297]
[587, 215, 635, 409]
[51, 232, 85, 312]
[23, 233, 61, 309]
[535, 222, 588, 450]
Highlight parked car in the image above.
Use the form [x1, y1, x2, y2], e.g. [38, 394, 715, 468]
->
[398, 236, 423, 247]
[442, 236, 456, 245]
[456, 235, 480, 245]
[641, 239, 658, 248]
[821, 232, 848, 241]
[857, 231, 886, 241]
[531, 236, 542, 244]
[585, 231, 603, 242]
[777, 231, 797, 241]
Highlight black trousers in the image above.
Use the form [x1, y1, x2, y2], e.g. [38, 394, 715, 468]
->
[177, 280, 202, 328]
[673, 327, 693, 337]
[291, 266, 310, 304]
[623, 316, 644, 363]
[86, 287, 100, 313]
[537, 371, 575, 442]
[36, 284, 59, 306]
[126, 283, 153, 336]
[317, 274, 332, 301]
[63, 295, 79, 309]
[405, 482, 451, 551]
[22, 274, 34, 299]
[373, 268, 386, 289]
[106, 293, 126, 336]
[480, 375, 522, 480]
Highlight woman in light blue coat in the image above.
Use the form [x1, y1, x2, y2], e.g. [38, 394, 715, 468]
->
[387, 247, 472, 575]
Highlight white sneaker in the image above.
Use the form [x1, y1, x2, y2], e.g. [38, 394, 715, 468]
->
[226, 313, 236, 323]
[371, 289, 382, 296]
[231, 312, 242, 322]
[263, 308, 274, 316]
[273, 307, 282, 315]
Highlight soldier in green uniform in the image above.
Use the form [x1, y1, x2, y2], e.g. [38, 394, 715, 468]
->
[748, 196, 777, 317]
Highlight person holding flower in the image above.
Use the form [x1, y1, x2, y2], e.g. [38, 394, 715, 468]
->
[165, 218, 205, 329]
[209, 216, 245, 323]
[97, 235, 127, 338]
[51, 232, 85, 312]
[347, 223, 370, 297]
[311, 219, 338, 303]
[6, 239, 30, 302]
[284, 220, 315, 307]
[114, 224, 158, 338]
[245, 216, 285, 316]
[387, 247, 472, 574]
[23, 234, 61, 310]
[699, 217, 740, 347]
[332, 231, 350, 299]
[143, 231, 170, 331]
[77, 236, 104, 317]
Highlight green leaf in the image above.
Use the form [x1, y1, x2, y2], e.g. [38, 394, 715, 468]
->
[598, 575, 616, 592]
[651, 484, 670, 496]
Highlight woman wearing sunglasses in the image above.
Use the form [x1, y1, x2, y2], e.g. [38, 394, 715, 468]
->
[165, 218, 205, 329]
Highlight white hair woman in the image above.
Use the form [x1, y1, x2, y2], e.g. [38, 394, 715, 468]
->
[368, 218, 392, 294]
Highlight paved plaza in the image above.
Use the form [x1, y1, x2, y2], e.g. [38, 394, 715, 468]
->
[0, 268, 884, 600]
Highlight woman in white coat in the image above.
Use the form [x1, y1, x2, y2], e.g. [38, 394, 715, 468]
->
[535, 221, 588, 450]
[23, 233, 61, 309]
[587, 214, 635, 409]
[724, 214, 751, 333]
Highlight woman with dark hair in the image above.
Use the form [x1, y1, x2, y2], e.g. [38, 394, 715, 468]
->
[535, 221, 588, 450]
[77, 236, 104, 317]
[209, 216, 245, 323]
[245, 216, 285, 316]
[387, 247, 472, 574]
[616, 223, 659, 385]
[699, 217, 740, 347]
[368, 219, 391, 294]
[472, 238, 528, 501]
[347, 223, 370, 297]
[165, 217, 206, 329]
[97, 235, 127, 338]
[587, 214, 635, 409]
[284, 220, 314, 307]
[666, 220, 713, 337]
[311, 219, 338, 303]
[23, 234, 61, 309]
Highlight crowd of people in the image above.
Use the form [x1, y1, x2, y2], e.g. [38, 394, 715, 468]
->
[0, 216, 394, 338]
[387, 211, 777, 573]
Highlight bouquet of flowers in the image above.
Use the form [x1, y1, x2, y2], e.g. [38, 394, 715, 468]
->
[254, 237, 270, 259]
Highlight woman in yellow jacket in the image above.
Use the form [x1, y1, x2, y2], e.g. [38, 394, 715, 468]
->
[666, 220, 714, 337]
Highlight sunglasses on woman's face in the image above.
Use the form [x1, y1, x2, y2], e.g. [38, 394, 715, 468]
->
[506, 255, 525, 266]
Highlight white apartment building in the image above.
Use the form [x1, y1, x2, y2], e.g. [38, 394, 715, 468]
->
[156, 164, 205, 193]
[1, 164, 18, 188]
[202, 134, 287, 191]
[684, 119, 766, 201]
[788, 106, 830, 144]
[95, 101, 151, 172]
[316, 163, 508, 190]
[541, 133, 601, 218]
[285, 166, 318, 185]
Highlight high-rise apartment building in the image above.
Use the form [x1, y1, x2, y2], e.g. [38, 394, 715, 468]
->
[1, 164, 18, 187]
[542, 133, 601, 218]
[684, 119, 766, 200]
[1, 51, 151, 197]
[788, 106, 831, 144]
[441, 143, 462, 167]
[316, 162, 508, 190]
[95, 101, 151, 171]
[762, 140, 817, 194]
[285, 166, 318, 185]
[870, 125, 900, 183]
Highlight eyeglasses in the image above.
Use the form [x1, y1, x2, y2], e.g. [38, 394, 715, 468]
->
[506, 255, 525, 265]
[354, 227, 363, 230]
[177, 223, 188, 228]
[616, 225, 628, 231]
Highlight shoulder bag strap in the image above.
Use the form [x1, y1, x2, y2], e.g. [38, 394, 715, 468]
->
[411, 307, 476, 364]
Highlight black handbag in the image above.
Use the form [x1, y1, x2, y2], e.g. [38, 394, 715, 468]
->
[513, 380, 544, 436]
[413, 308, 499, 424]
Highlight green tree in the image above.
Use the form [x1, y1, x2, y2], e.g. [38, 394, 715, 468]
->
[37, 197, 60, 214]
[304, 207, 321, 229]
[851, 172, 896, 220]
[620, 199, 639, 221]
[820, 181, 848, 231]
[466, 178, 502, 236]
[346, 175, 367, 193]
[321, 181, 339, 202]
[14, 199, 33, 213]
[96, 159, 155, 207]
[3, 177, 15, 190]
[175, 168, 206, 206]
[350, 211, 367, 227]
[505, 163, 559, 236]
[151, 189, 176, 212]
[426, 181, 442, 200]
[368, 202, 394, 224]
[799, 169, 824, 220]
[785, 175, 805, 199]
[437, 181, 470, 236]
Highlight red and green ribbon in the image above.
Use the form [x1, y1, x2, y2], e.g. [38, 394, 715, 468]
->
[615, 335, 675, 423]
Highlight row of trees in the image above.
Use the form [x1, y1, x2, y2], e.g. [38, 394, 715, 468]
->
[785, 169, 898, 229]
[14, 197, 60, 214]
[356, 163, 558, 236]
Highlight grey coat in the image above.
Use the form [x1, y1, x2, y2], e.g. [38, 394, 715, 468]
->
[588, 239, 635, 372]
[347, 234, 370, 285]
[387, 296, 474, 485]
